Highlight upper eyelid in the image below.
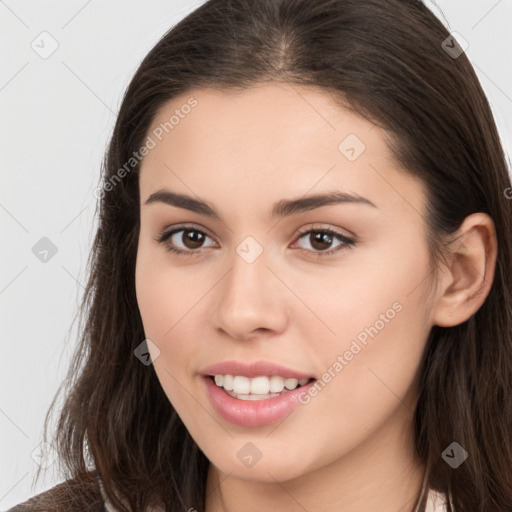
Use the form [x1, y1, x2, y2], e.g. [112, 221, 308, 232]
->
[158, 224, 216, 243]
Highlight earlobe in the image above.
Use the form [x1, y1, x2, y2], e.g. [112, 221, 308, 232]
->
[432, 213, 497, 328]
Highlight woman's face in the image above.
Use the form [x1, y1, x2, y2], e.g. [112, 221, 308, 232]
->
[135, 83, 437, 483]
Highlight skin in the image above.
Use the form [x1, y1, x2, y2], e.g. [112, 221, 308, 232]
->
[134, 82, 497, 512]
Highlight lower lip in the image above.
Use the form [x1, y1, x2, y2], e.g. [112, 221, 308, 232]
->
[203, 376, 316, 427]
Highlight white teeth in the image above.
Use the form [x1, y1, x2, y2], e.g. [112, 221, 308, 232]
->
[223, 374, 234, 391]
[212, 374, 311, 397]
[250, 376, 270, 395]
[226, 391, 282, 400]
[284, 377, 299, 390]
[232, 375, 251, 394]
[269, 375, 285, 393]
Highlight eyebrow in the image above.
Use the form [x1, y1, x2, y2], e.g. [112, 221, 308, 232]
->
[144, 188, 377, 220]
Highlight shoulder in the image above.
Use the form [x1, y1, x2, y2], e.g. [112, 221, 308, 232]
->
[6, 473, 106, 512]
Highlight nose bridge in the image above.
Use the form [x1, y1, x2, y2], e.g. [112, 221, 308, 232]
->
[213, 235, 288, 338]
[223, 236, 273, 310]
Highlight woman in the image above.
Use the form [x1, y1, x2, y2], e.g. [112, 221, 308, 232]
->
[9, 0, 512, 510]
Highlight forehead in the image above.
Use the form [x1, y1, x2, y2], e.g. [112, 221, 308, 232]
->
[138, 83, 426, 221]
[142, 82, 389, 163]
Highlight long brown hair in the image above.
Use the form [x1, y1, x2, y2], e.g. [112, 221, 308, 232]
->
[34, 0, 512, 510]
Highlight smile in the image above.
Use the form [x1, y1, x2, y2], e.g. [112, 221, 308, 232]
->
[212, 374, 312, 399]
[203, 375, 317, 427]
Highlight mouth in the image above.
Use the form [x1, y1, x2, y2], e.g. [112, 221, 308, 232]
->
[207, 374, 316, 401]
[203, 374, 317, 427]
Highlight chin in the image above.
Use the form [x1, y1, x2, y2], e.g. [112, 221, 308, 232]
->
[206, 445, 316, 483]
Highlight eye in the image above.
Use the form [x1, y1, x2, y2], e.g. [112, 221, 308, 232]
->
[291, 227, 356, 257]
[154, 224, 356, 258]
[155, 225, 216, 257]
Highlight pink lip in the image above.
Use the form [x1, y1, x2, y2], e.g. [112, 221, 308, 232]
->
[203, 375, 316, 427]
[200, 360, 314, 379]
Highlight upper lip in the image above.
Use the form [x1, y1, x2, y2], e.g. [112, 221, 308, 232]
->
[201, 360, 315, 380]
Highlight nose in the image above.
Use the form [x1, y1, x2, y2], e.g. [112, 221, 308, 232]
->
[213, 245, 289, 342]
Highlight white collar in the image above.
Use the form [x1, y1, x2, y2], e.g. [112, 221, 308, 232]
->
[425, 487, 451, 512]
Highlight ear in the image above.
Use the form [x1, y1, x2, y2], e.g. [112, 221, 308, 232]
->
[432, 212, 498, 328]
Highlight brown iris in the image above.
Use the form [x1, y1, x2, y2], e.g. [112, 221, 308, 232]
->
[181, 229, 205, 249]
[309, 231, 334, 251]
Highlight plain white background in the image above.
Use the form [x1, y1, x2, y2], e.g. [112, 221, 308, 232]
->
[1, 0, 511, 509]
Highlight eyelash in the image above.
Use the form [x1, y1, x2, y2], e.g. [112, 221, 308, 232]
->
[154, 224, 356, 259]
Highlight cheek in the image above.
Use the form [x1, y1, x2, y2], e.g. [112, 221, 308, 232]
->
[302, 239, 431, 400]
[323, 233, 432, 345]
[297, 292, 428, 457]
[135, 263, 171, 339]
[135, 255, 198, 416]
[136, 238, 189, 334]
[136, 248, 185, 360]
[291, 263, 422, 355]
[135, 245, 212, 384]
